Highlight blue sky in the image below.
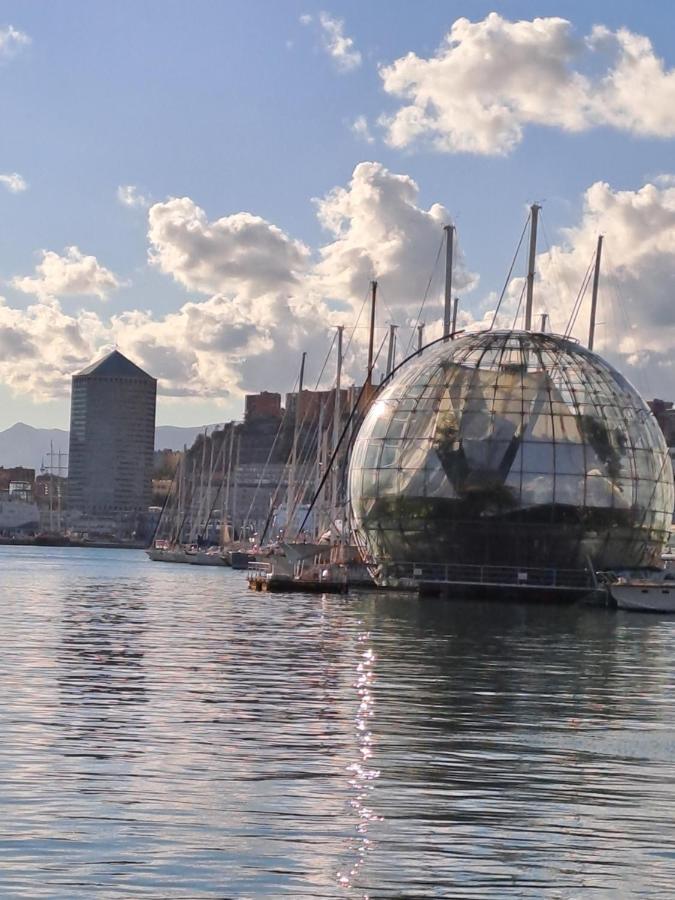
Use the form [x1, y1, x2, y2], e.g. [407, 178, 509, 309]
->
[2, 1, 675, 429]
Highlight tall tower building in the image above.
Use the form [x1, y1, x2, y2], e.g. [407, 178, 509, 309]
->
[68, 350, 157, 522]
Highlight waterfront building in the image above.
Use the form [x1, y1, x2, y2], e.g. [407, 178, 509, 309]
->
[67, 351, 157, 528]
[245, 392, 282, 422]
[350, 330, 674, 586]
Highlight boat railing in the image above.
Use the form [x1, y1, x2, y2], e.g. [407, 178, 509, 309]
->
[393, 562, 594, 590]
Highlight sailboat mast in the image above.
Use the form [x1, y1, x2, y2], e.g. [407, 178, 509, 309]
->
[386, 324, 398, 377]
[48, 440, 54, 532]
[222, 425, 235, 542]
[366, 281, 377, 385]
[451, 296, 459, 338]
[525, 204, 540, 331]
[443, 224, 455, 339]
[315, 399, 325, 539]
[288, 352, 306, 537]
[588, 235, 604, 351]
[231, 432, 241, 540]
[203, 431, 215, 540]
[330, 325, 344, 537]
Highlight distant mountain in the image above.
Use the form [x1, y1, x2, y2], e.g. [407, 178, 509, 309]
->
[0, 423, 69, 472]
[155, 425, 219, 452]
[0, 422, 217, 472]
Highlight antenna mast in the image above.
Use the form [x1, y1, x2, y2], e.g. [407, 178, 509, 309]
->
[386, 324, 398, 376]
[524, 203, 540, 331]
[443, 225, 455, 339]
[366, 280, 377, 385]
[588, 235, 603, 351]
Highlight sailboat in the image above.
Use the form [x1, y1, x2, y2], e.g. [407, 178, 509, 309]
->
[147, 430, 231, 566]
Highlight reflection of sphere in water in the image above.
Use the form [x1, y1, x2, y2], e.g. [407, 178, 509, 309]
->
[349, 330, 674, 578]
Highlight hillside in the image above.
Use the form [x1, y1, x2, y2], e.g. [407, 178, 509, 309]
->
[0, 422, 216, 472]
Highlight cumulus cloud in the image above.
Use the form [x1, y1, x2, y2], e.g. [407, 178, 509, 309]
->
[302, 11, 361, 72]
[5, 164, 675, 405]
[0, 25, 30, 59]
[0, 172, 27, 193]
[379, 13, 675, 155]
[117, 184, 150, 209]
[525, 181, 675, 366]
[147, 198, 310, 298]
[12, 246, 121, 301]
[312, 161, 476, 318]
[0, 296, 105, 398]
[1, 162, 478, 401]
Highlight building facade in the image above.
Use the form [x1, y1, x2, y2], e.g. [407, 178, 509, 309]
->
[68, 351, 157, 524]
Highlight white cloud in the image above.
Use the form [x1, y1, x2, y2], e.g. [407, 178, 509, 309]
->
[0, 172, 27, 193]
[0, 296, 105, 398]
[12, 246, 121, 301]
[312, 161, 476, 318]
[4, 167, 675, 405]
[525, 181, 675, 367]
[117, 184, 150, 209]
[351, 115, 374, 144]
[379, 13, 675, 155]
[147, 198, 310, 298]
[302, 11, 361, 72]
[0, 162, 478, 401]
[318, 12, 361, 71]
[0, 25, 30, 59]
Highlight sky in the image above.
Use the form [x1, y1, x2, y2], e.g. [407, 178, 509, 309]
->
[2, 0, 675, 429]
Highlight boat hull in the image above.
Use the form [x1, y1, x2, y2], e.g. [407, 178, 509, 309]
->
[610, 583, 675, 612]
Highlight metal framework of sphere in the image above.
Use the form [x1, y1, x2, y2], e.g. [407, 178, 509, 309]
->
[349, 330, 674, 579]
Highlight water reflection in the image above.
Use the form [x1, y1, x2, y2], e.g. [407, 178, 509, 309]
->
[56, 582, 147, 761]
[338, 629, 380, 893]
[0, 547, 673, 898]
[351, 595, 675, 897]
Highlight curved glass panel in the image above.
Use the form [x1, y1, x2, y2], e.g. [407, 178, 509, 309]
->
[349, 330, 674, 576]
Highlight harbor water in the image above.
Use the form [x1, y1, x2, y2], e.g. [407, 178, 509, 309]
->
[1, 546, 674, 898]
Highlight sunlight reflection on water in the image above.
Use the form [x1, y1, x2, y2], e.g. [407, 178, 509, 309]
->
[0, 546, 674, 898]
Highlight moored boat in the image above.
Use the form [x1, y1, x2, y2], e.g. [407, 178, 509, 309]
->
[602, 569, 675, 612]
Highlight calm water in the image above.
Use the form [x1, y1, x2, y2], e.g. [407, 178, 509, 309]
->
[1, 547, 674, 898]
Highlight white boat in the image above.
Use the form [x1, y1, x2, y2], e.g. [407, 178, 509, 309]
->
[146, 545, 190, 564]
[605, 569, 675, 612]
[185, 548, 229, 567]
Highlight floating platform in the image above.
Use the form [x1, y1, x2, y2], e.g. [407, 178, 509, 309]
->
[372, 561, 601, 604]
[247, 561, 348, 594]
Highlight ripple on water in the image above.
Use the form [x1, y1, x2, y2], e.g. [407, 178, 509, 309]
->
[0, 547, 674, 898]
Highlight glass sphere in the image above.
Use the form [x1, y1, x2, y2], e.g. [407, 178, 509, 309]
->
[349, 330, 674, 579]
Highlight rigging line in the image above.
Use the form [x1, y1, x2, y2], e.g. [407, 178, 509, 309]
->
[298, 332, 389, 535]
[241, 368, 301, 528]
[261, 288, 367, 546]
[342, 282, 371, 361]
[403, 231, 445, 357]
[489, 211, 531, 331]
[510, 278, 528, 331]
[563, 250, 595, 339]
[197, 425, 230, 539]
[566, 266, 593, 340]
[281, 332, 343, 536]
[151, 451, 182, 545]
[375, 283, 396, 326]
[326, 326, 496, 523]
[603, 245, 655, 397]
[247, 330, 338, 533]
[603, 246, 634, 338]
[538, 211, 566, 327]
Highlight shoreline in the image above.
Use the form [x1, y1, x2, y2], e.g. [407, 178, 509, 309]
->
[0, 537, 147, 550]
